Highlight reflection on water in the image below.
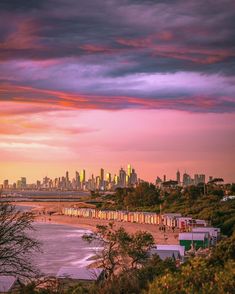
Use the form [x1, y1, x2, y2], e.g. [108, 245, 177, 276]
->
[31, 223, 101, 275]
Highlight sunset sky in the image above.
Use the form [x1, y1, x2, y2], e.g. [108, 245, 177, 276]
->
[0, 0, 235, 183]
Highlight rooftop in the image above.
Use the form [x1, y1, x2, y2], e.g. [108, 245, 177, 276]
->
[56, 267, 103, 281]
[179, 232, 209, 241]
[0, 276, 17, 293]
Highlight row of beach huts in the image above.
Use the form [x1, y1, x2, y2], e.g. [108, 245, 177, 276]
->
[62, 207, 207, 230]
[62, 207, 221, 252]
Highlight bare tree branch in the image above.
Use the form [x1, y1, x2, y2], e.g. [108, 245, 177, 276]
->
[0, 202, 41, 281]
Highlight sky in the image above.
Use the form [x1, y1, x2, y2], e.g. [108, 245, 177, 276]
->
[0, 0, 235, 183]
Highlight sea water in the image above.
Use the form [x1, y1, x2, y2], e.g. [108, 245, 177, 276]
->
[15, 206, 101, 276]
[32, 222, 101, 275]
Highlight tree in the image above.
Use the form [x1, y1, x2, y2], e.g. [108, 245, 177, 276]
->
[230, 183, 235, 194]
[146, 258, 235, 294]
[83, 223, 154, 280]
[0, 202, 40, 280]
[124, 182, 160, 208]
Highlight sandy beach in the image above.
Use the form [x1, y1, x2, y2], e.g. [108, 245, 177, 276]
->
[16, 202, 179, 245]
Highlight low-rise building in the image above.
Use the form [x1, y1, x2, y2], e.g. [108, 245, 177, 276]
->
[179, 232, 209, 250]
[56, 267, 104, 288]
[192, 227, 220, 245]
[150, 244, 185, 262]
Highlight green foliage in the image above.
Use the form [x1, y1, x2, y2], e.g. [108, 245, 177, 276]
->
[84, 256, 176, 294]
[83, 223, 154, 280]
[75, 184, 235, 294]
[100, 183, 235, 237]
[146, 234, 235, 294]
[147, 258, 235, 294]
[231, 183, 235, 194]
[109, 183, 160, 210]
[163, 194, 235, 236]
[209, 232, 235, 266]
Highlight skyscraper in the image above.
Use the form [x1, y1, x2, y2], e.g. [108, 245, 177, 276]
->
[114, 174, 119, 185]
[100, 168, 104, 182]
[127, 164, 132, 177]
[75, 171, 81, 189]
[106, 172, 111, 183]
[80, 169, 86, 183]
[119, 168, 126, 187]
[21, 177, 27, 189]
[130, 168, 137, 185]
[65, 171, 69, 188]
[194, 174, 206, 185]
[183, 173, 191, 186]
[3, 179, 9, 189]
[66, 171, 69, 182]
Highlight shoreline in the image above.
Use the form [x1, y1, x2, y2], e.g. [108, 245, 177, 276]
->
[16, 202, 179, 245]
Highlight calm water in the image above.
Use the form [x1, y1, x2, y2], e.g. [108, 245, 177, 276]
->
[32, 223, 101, 275]
[16, 206, 101, 276]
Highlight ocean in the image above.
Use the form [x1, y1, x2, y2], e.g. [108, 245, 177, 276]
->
[16, 205, 101, 276]
[32, 223, 101, 276]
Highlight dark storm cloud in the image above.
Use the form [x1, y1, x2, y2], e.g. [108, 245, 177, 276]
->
[0, 0, 48, 11]
[0, 0, 234, 112]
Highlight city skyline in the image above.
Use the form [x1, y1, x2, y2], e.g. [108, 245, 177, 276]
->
[0, 0, 235, 183]
[0, 163, 233, 185]
[1, 164, 226, 189]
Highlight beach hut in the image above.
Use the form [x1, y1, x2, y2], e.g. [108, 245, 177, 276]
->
[192, 227, 220, 245]
[149, 245, 185, 262]
[56, 267, 104, 289]
[163, 213, 181, 227]
[194, 219, 207, 227]
[178, 217, 193, 230]
[178, 232, 209, 250]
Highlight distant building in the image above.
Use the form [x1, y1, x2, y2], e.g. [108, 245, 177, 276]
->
[100, 168, 104, 182]
[75, 171, 81, 190]
[3, 180, 9, 189]
[16, 180, 22, 189]
[119, 168, 127, 187]
[155, 176, 162, 187]
[162, 180, 178, 188]
[127, 164, 132, 177]
[183, 173, 191, 186]
[96, 176, 100, 189]
[114, 174, 119, 185]
[42, 176, 50, 189]
[106, 172, 111, 183]
[194, 174, 205, 185]
[56, 267, 104, 288]
[100, 168, 105, 189]
[21, 177, 27, 189]
[80, 169, 86, 183]
[130, 168, 137, 185]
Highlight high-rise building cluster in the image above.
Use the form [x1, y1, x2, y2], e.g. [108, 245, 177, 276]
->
[156, 170, 211, 187]
[1, 164, 138, 191]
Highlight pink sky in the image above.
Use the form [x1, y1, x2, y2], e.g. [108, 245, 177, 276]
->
[1, 102, 234, 183]
[0, 0, 235, 184]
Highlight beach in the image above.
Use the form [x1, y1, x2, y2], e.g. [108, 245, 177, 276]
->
[16, 202, 179, 245]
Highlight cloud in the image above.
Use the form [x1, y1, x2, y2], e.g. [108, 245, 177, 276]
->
[0, 0, 234, 113]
